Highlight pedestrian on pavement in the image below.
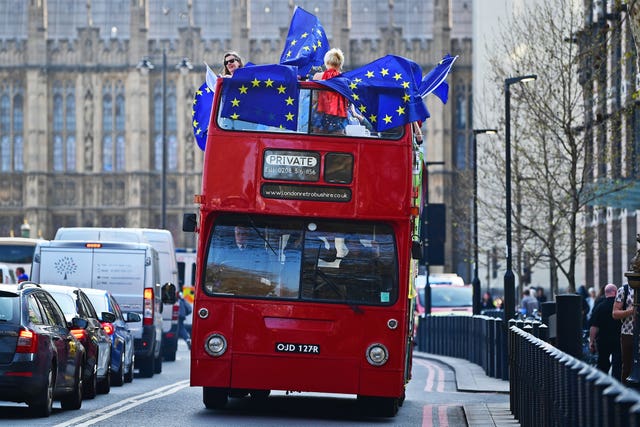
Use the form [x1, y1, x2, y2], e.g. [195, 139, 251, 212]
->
[589, 284, 622, 380]
[480, 292, 494, 311]
[612, 282, 634, 385]
[519, 288, 539, 317]
[535, 287, 548, 304]
[177, 292, 192, 350]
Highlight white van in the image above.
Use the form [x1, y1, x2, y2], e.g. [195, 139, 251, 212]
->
[54, 227, 180, 361]
[31, 240, 174, 378]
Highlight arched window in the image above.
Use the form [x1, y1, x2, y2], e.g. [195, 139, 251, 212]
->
[0, 84, 25, 172]
[152, 80, 177, 171]
[52, 81, 76, 172]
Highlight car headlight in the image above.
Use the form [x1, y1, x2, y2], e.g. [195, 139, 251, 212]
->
[365, 343, 388, 366]
[205, 333, 227, 357]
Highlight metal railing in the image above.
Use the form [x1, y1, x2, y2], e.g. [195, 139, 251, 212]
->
[416, 314, 640, 426]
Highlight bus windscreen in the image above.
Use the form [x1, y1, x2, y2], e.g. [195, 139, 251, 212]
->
[203, 214, 398, 305]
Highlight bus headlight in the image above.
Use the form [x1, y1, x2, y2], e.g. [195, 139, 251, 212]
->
[205, 334, 228, 357]
[365, 343, 388, 366]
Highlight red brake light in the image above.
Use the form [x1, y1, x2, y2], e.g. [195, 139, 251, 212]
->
[143, 288, 154, 326]
[16, 328, 37, 353]
[172, 304, 179, 321]
[70, 328, 87, 340]
[85, 242, 102, 248]
[101, 322, 115, 335]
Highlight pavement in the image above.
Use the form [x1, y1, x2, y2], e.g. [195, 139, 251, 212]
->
[414, 351, 520, 427]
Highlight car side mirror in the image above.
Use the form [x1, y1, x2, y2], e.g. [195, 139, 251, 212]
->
[124, 312, 142, 323]
[71, 317, 88, 329]
[183, 213, 197, 232]
[101, 311, 117, 323]
[161, 282, 177, 304]
[411, 241, 423, 261]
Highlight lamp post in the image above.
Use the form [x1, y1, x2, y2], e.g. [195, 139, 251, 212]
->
[472, 129, 497, 315]
[504, 75, 537, 323]
[137, 53, 192, 229]
[423, 160, 445, 315]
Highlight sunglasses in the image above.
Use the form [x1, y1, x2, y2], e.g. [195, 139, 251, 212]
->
[224, 57, 238, 65]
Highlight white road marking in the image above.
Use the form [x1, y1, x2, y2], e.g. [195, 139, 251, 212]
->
[53, 380, 190, 427]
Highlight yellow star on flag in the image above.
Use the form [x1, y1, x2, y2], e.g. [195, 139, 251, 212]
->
[192, 119, 199, 128]
[285, 97, 294, 105]
[285, 112, 295, 121]
[369, 114, 377, 123]
[396, 106, 405, 115]
[251, 78, 261, 87]
[383, 114, 393, 124]
[366, 71, 375, 78]
[231, 98, 240, 107]
[239, 85, 248, 94]
[277, 85, 286, 94]
[380, 68, 389, 76]
[265, 78, 274, 87]
[393, 73, 402, 81]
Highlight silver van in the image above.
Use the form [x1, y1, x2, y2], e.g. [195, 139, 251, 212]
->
[30, 240, 176, 378]
[54, 227, 180, 361]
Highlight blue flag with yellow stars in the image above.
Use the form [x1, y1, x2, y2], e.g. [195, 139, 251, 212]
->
[279, 6, 329, 78]
[191, 63, 217, 151]
[315, 55, 429, 132]
[419, 54, 458, 103]
[219, 64, 299, 130]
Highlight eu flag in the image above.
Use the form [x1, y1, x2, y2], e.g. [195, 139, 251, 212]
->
[219, 64, 299, 131]
[315, 55, 429, 132]
[279, 6, 329, 78]
[419, 54, 458, 103]
[191, 63, 217, 151]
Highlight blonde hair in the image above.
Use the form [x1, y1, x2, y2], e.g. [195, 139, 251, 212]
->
[324, 48, 344, 70]
[223, 51, 244, 76]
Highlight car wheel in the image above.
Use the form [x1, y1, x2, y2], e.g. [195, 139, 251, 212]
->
[164, 350, 176, 362]
[112, 350, 125, 386]
[83, 361, 97, 399]
[153, 351, 163, 374]
[97, 364, 111, 394]
[30, 365, 54, 417]
[203, 387, 228, 409]
[358, 395, 399, 417]
[124, 355, 134, 383]
[137, 355, 155, 378]
[61, 364, 83, 410]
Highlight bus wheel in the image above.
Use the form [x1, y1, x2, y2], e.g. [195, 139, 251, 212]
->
[249, 390, 270, 400]
[358, 395, 399, 417]
[203, 387, 228, 409]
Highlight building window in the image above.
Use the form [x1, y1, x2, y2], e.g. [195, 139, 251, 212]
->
[0, 84, 24, 172]
[52, 81, 76, 172]
[102, 82, 125, 172]
[152, 80, 177, 171]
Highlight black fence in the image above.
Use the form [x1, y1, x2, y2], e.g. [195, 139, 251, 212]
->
[417, 314, 640, 426]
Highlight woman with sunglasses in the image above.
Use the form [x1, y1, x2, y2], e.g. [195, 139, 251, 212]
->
[222, 51, 244, 77]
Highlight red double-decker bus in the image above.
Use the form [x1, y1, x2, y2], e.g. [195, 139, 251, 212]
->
[184, 76, 424, 417]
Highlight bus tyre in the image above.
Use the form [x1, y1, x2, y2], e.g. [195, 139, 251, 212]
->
[138, 355, 155, 378]
[358, 395, 399, 417]
[203, 387, 228, 409]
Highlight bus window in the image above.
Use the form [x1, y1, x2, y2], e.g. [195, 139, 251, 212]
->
[214, 81, 404, 139]
[203, 215, 397, 305]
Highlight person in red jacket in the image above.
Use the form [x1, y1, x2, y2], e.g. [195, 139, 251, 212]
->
[312, 48, 348, 134]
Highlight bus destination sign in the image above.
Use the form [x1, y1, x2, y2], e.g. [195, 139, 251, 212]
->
[263, 150, 320, 182]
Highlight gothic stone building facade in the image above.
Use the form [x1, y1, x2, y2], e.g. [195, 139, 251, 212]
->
[0, 0, 472, 270]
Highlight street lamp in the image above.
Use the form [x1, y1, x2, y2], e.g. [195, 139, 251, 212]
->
[137, 53, 193, 229]
[472, 129, 497, 315]
[422, 160, 445, 315]
[504, 74, 537, 323]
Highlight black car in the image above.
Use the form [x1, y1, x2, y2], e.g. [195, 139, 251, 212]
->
[0, 282, 85, 417]
[40, 284, 113, 399]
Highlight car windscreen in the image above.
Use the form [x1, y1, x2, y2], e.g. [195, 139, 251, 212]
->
[46, 292, 77, 320]
[0, 244, 36, 263]
[0, 293, 18, 323]
[86, 293, 109, 314]
[431, 286, 473, 308]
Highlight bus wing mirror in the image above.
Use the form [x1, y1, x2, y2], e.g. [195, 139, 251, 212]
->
[161, 282, 177, 304]
[183, 213, 197, 232]
[411, 241, 423, 261]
